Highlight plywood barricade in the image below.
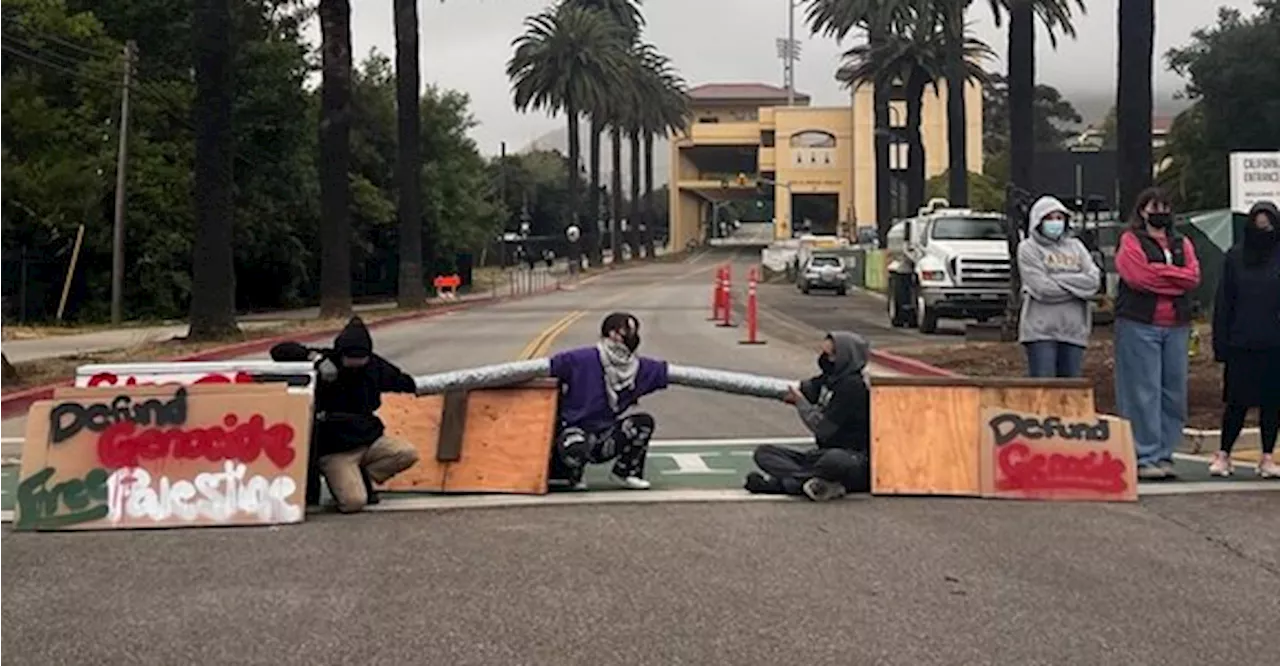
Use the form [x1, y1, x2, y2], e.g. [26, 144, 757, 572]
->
[15, 383, 314, 531]
[375, 380, 559, 495]
[979, 408, 1137, 502]
[870, 376, 1096, 497]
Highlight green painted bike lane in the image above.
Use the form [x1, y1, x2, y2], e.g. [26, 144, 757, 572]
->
[1, 444, 1269, 513]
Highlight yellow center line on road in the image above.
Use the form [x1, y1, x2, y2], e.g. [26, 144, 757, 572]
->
[514, 253, 738, 361]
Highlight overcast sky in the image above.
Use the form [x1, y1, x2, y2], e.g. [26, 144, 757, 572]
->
[335, 0, 1259, 155]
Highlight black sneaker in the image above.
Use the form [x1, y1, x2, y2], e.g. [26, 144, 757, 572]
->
[802, 478, 847, 502]
[745, 472, 784, 494]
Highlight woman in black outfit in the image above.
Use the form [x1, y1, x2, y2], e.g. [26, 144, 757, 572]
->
[1210, 201, 1280, 478]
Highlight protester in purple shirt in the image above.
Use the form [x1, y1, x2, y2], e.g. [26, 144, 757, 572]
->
[547, 312, 669, 490]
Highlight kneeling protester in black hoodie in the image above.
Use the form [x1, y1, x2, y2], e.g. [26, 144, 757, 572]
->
[271, 316, 419, 513]
[746, 331, 872, 502]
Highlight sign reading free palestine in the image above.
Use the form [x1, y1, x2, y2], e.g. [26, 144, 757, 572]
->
[1229, 151, 1280, 214]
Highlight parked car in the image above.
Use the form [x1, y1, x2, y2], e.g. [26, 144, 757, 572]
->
[797, 254, 849, 296]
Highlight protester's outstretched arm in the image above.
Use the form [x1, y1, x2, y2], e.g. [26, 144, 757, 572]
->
[413, 358, 552, 395]
[373, 355, 416, 393]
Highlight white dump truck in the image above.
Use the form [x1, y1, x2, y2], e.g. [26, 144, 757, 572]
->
[885, 200, 1014, 334]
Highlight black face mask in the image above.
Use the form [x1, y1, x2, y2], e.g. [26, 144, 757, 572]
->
[621, 332, 641, 353]
[1147, 212, 1173, 229]
[818, 353, 834, 374]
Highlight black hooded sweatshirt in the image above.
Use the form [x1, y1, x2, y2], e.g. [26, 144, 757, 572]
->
[271, 317, 415, 454]
[1213, 201, 1280, 359]
[796, 331, 872, 452]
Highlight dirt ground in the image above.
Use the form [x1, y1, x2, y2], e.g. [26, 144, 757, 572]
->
[891, 325, 1231, 430]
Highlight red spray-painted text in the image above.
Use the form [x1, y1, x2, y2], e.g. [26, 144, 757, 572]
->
[97, 415, 297, 470]
[995, 441, 1129, 494]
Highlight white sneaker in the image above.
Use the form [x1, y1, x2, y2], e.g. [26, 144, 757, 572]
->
[573, 479, 589, 491]
[1256, 456, 1279, 479]
[611, 474, 651, 490]
[1208, 452, 1233, 477]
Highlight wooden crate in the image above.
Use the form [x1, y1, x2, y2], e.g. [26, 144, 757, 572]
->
[375, 380, 559, 495]
[870, 376, 1095, 497]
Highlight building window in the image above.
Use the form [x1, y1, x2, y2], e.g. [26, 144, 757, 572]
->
[697, 116, 719, 124]
[761, 130, 776, 147]
[789, 130, 837, 148]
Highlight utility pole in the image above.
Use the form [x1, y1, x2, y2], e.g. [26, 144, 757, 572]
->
[777, 1, 801, 106]
[110, 40, 136, 324]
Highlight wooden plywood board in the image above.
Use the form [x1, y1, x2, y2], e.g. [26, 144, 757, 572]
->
[442, 385, 558, 494]
[375, 382, 559, 495]
[977, 385, 1095, 419]
[871, 385, 982, 496]
[979, 409, 1138, 502]
[15, 384, 313, 531]
[377, 393, 446, 492]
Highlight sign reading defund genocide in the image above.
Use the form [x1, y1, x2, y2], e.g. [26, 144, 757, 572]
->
[15, 384, 313, 531]
[980, 409, 1137, 502]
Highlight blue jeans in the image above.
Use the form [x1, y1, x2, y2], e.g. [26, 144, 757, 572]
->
[1114, 319, 1190, 467]
[1023, 341, 1086, 378]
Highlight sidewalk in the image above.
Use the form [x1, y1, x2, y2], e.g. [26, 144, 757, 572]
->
[0, 267, 559, 364]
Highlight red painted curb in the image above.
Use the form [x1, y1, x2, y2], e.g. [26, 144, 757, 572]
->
[868, 349, 959, 378]
[1, 285, 564, 419]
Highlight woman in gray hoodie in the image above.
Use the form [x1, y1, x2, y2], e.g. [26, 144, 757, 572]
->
[1016, 196, 1103, 377]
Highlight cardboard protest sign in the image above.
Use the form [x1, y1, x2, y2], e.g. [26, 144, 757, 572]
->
[980, 408, 1138, 502]
[14, 383, 314, 531]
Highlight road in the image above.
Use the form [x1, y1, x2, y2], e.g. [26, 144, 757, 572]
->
[3, 250, 1278, 665]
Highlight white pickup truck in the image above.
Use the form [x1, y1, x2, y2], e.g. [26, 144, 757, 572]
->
[885, 205, 1014, 334]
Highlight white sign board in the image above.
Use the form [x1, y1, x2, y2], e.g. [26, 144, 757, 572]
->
[1229, 151, 1280, 213]
[74, 361, 317, 396]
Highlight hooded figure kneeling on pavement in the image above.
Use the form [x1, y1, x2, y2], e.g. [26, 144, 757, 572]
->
[270, 316, 420, 513]
[746, 331, 872, 502]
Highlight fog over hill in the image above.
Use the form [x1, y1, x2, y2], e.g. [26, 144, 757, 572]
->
[519, 90, 1193, 189]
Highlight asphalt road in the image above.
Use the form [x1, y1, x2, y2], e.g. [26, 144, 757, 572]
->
[753, 279, 967, 351]
[4, 494, 1277, 665]
[4, 251, 1278, 666]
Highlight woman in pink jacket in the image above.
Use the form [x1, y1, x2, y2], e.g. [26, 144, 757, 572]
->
[1113, 187, 1201, 481]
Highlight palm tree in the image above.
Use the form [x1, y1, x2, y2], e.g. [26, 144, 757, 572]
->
[568, 0, 644, 266]
[805, 0, 912, 245]
[394, 0, 425, 307]
[837, 7, 994, 218]
[318, 0, 353, 317]
[1004, 0, 1085, 210]
[1116, 0, 1154, 214]
[507, 4, 627, 264]
[188, 0, 238, 339]
[636, 48, 689, 256]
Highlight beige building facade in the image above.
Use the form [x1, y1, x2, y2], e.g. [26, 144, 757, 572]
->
[668, 82, 983, 250]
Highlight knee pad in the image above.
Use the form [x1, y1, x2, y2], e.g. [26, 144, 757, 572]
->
[558, 428, 589, 468]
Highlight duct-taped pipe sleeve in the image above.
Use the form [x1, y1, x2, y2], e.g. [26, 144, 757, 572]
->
[413, 358, 551, 395]
[667, 364, 792, 401]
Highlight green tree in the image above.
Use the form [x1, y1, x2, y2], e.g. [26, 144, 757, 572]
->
[188, 0, 237, 339]
[635, 47, 689, 257]
[508, 4, 627, 265]
[982, 74, 1084, 182]
[1161, 1, 1280, 210]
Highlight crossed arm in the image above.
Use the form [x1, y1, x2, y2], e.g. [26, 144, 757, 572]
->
[1018, 239, 1102, 304]
[1115, 233, 1201, 296]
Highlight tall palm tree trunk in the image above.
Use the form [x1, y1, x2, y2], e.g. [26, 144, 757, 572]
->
[642, 132, 656, 257]
[587, 118, 604, 266]
[943, 6, 970, 207]
[318, 0, 353, 317]
[628, 131, 642, 258]
[188, 0, 238, 339]
[394, 0, 425, 306]
[905, 67, 928, 215]
[1116, 0, 1154, 215]
[610, 125, 624, 262]
[1007, 0, 1035, 223]
[566, 105, 582, 244]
